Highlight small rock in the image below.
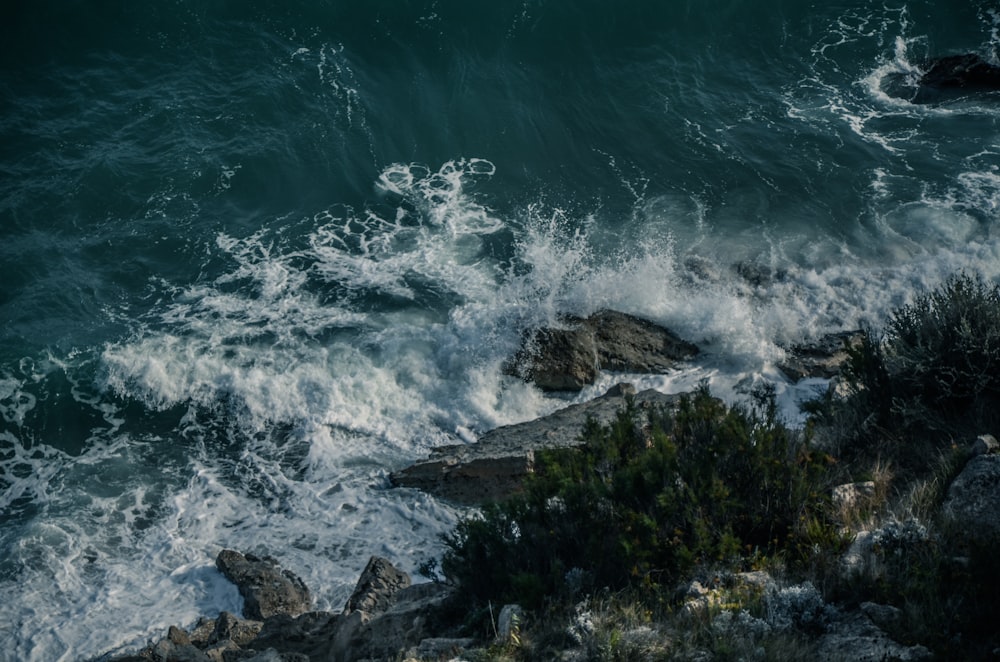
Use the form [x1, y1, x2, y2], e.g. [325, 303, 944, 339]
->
[860, 602, 903, 630]
[215, 551, 312, 620]
[778, 331, 864, 382]
[497, 604, 524, 642]
[971, 434, 999, 456]
[212, 611, 264, 646]
[832, 481, 876, 515]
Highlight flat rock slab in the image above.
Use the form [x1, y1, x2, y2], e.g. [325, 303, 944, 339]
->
[216, 550, 312, 620]
[391, 384, 684, 505]
[506, 310, 698, 391]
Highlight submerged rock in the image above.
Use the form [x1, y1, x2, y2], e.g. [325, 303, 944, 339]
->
[391, 384, 686, 504]
[215, 550, 312, 620]
[506, 310, 698, 392]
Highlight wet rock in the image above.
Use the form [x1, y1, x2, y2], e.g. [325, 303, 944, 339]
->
[215, 551, 312, 620]
[778, 330, 863, 382]
[392, 384, 686, 504]
[344, 556, 411, 618]
[506, 310, 698, 392]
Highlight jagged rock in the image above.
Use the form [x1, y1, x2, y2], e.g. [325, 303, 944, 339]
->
[335, 582, 455, 662]
[215, 551, 312, 620]
[506, 310, 698, 391]
[344, 556, 412, 618]
[943, 453, 1000, 546]
[778, 330, 863, 382]
[150, 636, 213, 662]
[243, 611, 342, 660]
[392, 384, 686, 504]
[212, 611, 264, 647]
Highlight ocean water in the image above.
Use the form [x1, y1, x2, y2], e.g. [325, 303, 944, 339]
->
[2, 1, 1000, 659]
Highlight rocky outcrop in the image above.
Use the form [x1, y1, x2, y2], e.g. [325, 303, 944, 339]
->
[943, 451, 1000, 546]
[112, 554, 463, 662]
[215, 550, 312, 620]
[391, 384, 686, 504]
[505, 310, 698, 391]
[778, 330, 863, 382]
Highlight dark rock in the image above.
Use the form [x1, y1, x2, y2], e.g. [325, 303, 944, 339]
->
[343, 556, 411, 618]
[506, 310, 697, 391]
[245, 611, 343, 661]
[392, 384, 686, 504]
[778, 330, 863, 382]
[884, 53, 1000, 104]
[943, 453, 1000, 546]
[212, 611, 264, 647]
[334, 582, 456, 662]
[215, 551, 312, 620]
[971, 433, 999, 457]
[920, 54, 1000, 93]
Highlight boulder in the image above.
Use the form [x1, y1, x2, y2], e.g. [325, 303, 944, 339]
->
[942, 453, 1000, 546]
[778, 331, 863, 382]
[506, 310, 698, 391]
[334, 582, 456, 662]
[215, 551, 312, 620]
[816, 612, 932, 661]
[391, 384, 686, 504]
[343, 556, 411, 618]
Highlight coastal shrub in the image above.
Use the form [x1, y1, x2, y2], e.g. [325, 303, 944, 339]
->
[825, 273, 1000, 469]
[441, 385, 837, 610]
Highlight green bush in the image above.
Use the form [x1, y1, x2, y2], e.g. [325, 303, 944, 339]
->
[826, 273, 1000, 468]
[441, 385, 836, 609]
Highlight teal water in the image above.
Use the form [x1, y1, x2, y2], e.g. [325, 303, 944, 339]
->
[3, 2, 1000, 659]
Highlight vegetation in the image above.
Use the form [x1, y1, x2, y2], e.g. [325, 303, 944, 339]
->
[432, 272, 1000, 660]
[442, 385, 839, 612]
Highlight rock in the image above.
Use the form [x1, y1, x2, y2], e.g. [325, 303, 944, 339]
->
[407, 637, 477, 659]
[943, 453, 1000, 546]
[778, 331, 863, 382]
[150, 636, 213, 662]
[497, 604, 524, 643]
[971, 433, 999, 456]
[506, 310, 698, 391]
[212, 611, 264, 647]
[245, 611, 343, 661]
[860, 602, 903, 631]
[344, 556, 412, 618]
[335, 582, 456, 662]
[816, 612, 932, 661]
[391, 385, 686, 504]
[831, 481, 876, 522]
[215, 550, 312, 620]
[883, 53, 1000, 104]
